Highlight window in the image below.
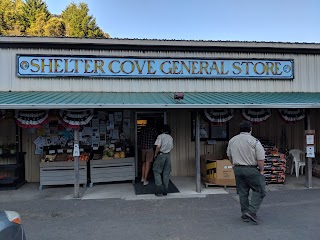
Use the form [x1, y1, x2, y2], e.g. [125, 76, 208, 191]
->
[191, 113, 229, 141]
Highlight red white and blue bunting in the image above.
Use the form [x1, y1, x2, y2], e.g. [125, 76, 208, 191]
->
[278, 109, 305, 122]
[15, 110, 49, 128]
[204, 109, 234, 124]
[59, 109, 93, 128]
[242, 109, 271, 123]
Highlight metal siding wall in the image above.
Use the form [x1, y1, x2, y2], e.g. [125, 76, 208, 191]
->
[0, 119, 16, 181]
[168, 110, 228, 177]
[0, 119, 15, 145]
[168, 109, 194, 177]
[228, 110, 306, 152]
[0, 118, 16, 164]
[22, 129, 40, 182]
[2, 48, 320, 93]
[311, 109, 320, 153]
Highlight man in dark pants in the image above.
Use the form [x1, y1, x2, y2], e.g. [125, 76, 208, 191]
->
[153, 124, 173, 196]
[227, 120, 266, 224]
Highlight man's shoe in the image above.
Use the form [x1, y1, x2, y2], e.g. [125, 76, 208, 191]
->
[155, 192, 163, 196]
[162, 188, 168, 196]
[241, 215, 250, 222]
[245, 212, 259, 224]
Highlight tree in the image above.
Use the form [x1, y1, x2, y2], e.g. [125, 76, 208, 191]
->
[25, 11, 47, 36]
[0, 0, 24, 35]
[0, 0, 13, 35]
[21, 0, 50, 32]
[43, 17, 66, 37]
[61, 2, 106, 38]
[0, 0, 109, 38]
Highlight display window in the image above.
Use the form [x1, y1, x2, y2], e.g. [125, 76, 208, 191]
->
[191, 112, 229, 141]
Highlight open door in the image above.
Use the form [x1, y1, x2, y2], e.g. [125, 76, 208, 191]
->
[135, 111, 167, 178]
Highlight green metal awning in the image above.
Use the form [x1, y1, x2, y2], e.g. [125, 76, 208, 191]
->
[1, 92, 320, 109]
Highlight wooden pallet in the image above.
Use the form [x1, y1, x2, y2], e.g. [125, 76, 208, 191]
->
[202, 178, 236, 189]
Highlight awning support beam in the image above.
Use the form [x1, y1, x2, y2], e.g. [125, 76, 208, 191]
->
[195, 110, 201, 193]
[74, 128, 80, 198]
[305, 112, 312, 188]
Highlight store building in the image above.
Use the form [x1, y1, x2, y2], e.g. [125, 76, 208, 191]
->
[1, 36, 320, 191]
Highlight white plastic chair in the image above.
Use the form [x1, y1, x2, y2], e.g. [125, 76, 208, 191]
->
[289, 149, 306, 178]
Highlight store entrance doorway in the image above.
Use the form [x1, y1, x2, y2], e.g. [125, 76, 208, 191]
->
[135, 111, 167, 179]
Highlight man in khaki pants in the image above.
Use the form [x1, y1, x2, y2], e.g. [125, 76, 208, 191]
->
[138, 120, 158, 186]
[227, 120, 266, 224]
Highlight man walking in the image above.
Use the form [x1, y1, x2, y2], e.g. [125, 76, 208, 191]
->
[227, 120, 266, 224]
[153, 124, 173, 196]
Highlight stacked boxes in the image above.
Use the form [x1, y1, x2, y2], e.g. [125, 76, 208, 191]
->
[200, 154, 236, 186]
[260, 139, 286, 184]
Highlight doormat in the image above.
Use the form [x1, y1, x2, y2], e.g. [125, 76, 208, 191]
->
[134, 178, 179, 195]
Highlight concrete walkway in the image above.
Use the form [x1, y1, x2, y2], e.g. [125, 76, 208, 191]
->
[1, 175, 320, 202]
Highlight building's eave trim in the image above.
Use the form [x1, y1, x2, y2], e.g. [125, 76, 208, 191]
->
[1, 37, 320, 54]
[0, 103, 319, 109]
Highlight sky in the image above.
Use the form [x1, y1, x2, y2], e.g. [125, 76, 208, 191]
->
[44, 0, 320, 43]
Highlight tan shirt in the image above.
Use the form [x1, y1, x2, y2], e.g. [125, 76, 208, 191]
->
[154, 133, 173, 153]
[227, 132, 265, 165]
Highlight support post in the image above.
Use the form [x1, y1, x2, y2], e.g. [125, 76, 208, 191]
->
[195, 110, 201, 193]
[74, 128, 80, 198]
[305, 112, 312, 188]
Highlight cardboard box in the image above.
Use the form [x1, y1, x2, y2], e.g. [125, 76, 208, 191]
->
[92, 153, 102, 160]
[200, 154, 222, 180]
[214, 159, 236, 186]
[55, 153, 67, 161]
[201, 155, 236, 186]
[206, 162, 217, 170]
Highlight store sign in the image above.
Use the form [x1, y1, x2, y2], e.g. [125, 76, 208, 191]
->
[17, 55, 294, 79]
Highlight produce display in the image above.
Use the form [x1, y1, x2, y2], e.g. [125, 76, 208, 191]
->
[41, 152, 89, 162]
[102, 144, 127, 160]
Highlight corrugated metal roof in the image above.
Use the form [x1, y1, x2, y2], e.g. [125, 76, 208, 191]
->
[0, 92, 320, 109]
[1, 36, 320, 54]
[1, 36, 320, 46]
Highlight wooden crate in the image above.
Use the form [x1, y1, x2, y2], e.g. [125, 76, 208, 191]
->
[39, 161, 87, 190]
[90, 157, 135, 186]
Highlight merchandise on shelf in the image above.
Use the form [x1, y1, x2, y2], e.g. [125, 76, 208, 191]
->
[260, 138, 286, 184]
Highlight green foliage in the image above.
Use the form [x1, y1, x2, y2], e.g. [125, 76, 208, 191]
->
[43, 17, 66, 37]
[0, 0, 24, 35]
[61, 2, 105, 38]
[0, 0, 109, 38]
[21, 0, 51, 32]
[25, 11, 47, 36]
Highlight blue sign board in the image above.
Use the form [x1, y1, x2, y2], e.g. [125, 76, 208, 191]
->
[17, 55, 294, 79]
